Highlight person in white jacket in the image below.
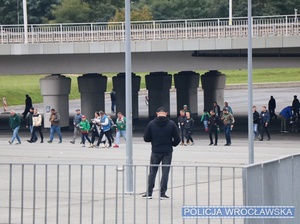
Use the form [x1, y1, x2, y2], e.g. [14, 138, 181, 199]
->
[27, 109, 43, 143]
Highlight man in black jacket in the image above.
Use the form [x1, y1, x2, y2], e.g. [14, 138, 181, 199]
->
[143, 107, 180, 199]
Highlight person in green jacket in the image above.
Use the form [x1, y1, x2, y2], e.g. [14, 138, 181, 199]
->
[200, 109, 210, 132]
[9, 110, 21, 145]
[113, 112, 126, 148]
[79, 115, 92, 147]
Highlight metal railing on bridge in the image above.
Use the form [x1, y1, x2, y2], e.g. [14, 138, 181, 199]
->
[0, 163, 243, 224]
[0, 14, 299, 44]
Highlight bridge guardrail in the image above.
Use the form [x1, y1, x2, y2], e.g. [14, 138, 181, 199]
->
[0, 15, 299, 44]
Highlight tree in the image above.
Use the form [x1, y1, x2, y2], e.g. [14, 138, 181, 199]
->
[52, 0, 91, 23]
[110, 5, 153, 22]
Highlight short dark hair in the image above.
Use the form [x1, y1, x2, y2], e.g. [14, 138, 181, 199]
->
[156, 107, 167, 113]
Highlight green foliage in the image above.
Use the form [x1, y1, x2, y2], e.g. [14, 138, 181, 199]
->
[51, 0, 91, 23]
[110, 5, 153, 22]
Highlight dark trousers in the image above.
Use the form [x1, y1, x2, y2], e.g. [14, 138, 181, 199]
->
[179, 128, 185, 143]
[260, 123, 270, 140]
[91, 130, 99, 144]
[208, 126, 218, 144]
[147, 152, 172, 196]
[224, 124, 232, 144]
[269, 109, 277, 119]
[185, 129, 193, 143]
[97, 130, 112, 147]
[30, 126, 43, 142]
[81, 133, 91, 145]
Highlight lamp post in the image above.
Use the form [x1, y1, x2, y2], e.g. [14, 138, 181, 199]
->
[22, 0, 28, 43]
[229, 0, 232, 25]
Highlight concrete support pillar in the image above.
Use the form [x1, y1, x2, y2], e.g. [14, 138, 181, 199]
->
[78, 73, 107, 120]
[145, 72, 172, 119]
[40, 74, 71, 128]
[174, 71, 200, 117]
[112, 73, 141, 119]
[201, 70, 226, 111]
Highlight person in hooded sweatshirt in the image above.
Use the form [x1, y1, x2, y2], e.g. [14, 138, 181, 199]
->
[142, 107, 180, 200]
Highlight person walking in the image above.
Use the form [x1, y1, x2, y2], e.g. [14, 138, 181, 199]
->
[96, 111, 112, 148]
[223, 102, 233, 114]
[185, 111, 195, 145]
[25, 107, 37, 142]
[200, 109, 210, 132]
[142, 107, 180, 199]
[221, 108, 235, 146]
[47, 108, 62, 143]
[177, 109, 187, 146]
[208, 110, 219, 146]
[279, 106, 293, 133]
[292, 95, 300, 118]
[253, 106, 260, 140]
[113, 112, 126, 148]
[259, 106, 271, 141]
[22, 94, 32, 120]
[27, 109, 43, 143]
[268, 96, 277, 120]
[213, 101, 221, 117]
[79, 115, 92, 147]
[110, 89, 116, 113]
[8, 110, 21, 145]
[89, 111, 101, 148]
[70, 109, 82, 144]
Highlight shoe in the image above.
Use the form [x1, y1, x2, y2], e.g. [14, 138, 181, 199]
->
[101, 144, 106, 148]
[191, 142, 194, 146]
[209, 143, 213, 146]
[142, 193, 152, 199]
[88, 144, 94, 148]
[214, 143, 217, 146]
[227, 143, 231, 146]
[82, 144, 85, 147]
[80, 141, 83, 144]
[8, 141, 12, 145]
[58, 141, 62, 144]
[259, 139, 263, 141]
[107, 145, 112, 148]
[70, 141, 75, 144]
[34, 138, 38, 142]
[283, 131, 289, 133]
[224, 143, 228, 146]
[113, 144, 119, 148]
[40, 140, 43, 143]
[27, 140, 33, 143]
[280, 130, 283, 133]
[47, 140, 52, 143]
[267, 138, 271, 141]
[160, 194, 169, 200]
[15, 142, 21, 145]
[186, 141, 190, 145]
[180, 143, 184, 146]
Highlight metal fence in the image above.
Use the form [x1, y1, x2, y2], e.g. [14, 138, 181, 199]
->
[0, 14, 299, 44]
[0, 163, 243, 224]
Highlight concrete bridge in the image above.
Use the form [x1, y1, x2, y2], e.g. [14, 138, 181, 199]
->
[0, 14, 299, 126]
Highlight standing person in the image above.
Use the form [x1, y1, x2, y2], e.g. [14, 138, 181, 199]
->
[79, 115, 92, 147]
[208, 110, 219, 146]
[259, 106, 271, 141]
[110, 89, 116, 113]
[268, 96, 277, 120]
[89, 111, 101, 148]
[185, 111, 195, 145]
[279, 106, 293, 133]
[8, 110, 21, 145]
[200, 109, 210, 132]
[70, 109, 82, 144]
[177, 109, 187, 146]
[96, 111, 112, 148]
[221, 108, 235, 146]
[47, 108, 62, 143]
[142, 107, 180, 199]
[253, 106, 260, 140]
[28, 109, 43, 143]
[213, 101, 221, 117]
[183, 105, 190, 114]
[292, 95, 300, 118]
[113, 112, 126, 148]
[22, 94, 32, 120]
[25, 107, 37, 142]
[223, 102, 233, 114]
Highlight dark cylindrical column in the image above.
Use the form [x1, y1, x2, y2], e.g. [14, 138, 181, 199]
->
[174, 71, 200, 117]
[78, 73, 107, 120]
[145, 72, 172, 119]
[40, 74, 71, 128]
[112, 73, 141, 119]
[201, 70, 226, 111]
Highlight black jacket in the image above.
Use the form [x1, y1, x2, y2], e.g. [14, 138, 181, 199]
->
[144, 116, 180, 153]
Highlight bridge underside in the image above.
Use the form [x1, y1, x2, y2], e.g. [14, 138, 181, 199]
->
[0, 48, 300, 75]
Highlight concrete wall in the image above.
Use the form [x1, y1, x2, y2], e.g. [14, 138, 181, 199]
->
[243, 154, 300, 224]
